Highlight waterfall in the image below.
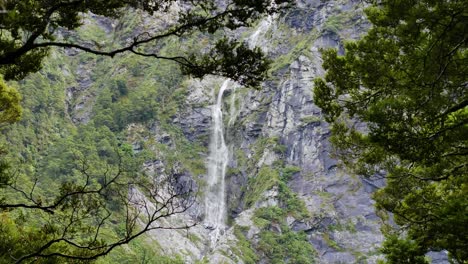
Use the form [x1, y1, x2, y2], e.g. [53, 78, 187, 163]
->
[204, 80, 230, 246]
[249, 15, 273, 49]
[203, 15, 273, 247]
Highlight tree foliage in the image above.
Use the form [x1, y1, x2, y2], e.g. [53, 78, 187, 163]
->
[0, 76, 21, 125]
[0, 0, 291, 86]
[0, 124, 195, 263]
[0, 0, 294, 262]
[314, 0, 467, 263]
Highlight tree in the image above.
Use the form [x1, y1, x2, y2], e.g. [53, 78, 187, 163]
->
[0, 0, 291, 87]
[0, 77, 21, 125]
[0, 0, 293, 262]
[313, 0, 467, 263]
[0, 129, 195, 263]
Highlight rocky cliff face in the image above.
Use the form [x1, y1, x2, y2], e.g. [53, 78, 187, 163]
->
[139, 1, 386, 263]
[16, 0, 389, 263]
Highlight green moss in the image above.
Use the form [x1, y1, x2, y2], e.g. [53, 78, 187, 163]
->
[232, 225, 259, 264]
[269, 30, 319, 73]
[322, 11, 355, 34]
[245, 166, 279, 207]
[322, 233, 342, 251]
[194, 258, 209, 264]
[95, 233, 185, 264]
[187, 233, 203, 245]
[314, 191, 333, 199]
[278, 181, 310, 219]
[226, 167, 241, 177]
[253, 206, 285, 228]
[235, 149, 248, 169]
[248, 137, 281, 169]
[281, 165, 301, 181]
[257, 229, 316, 264]
[252, 216, 270, 229]
[328, 220, 357, 234]
[300, 115, 321, 125]
[244, 158, 314, 263]
[273, 144, 287, 155]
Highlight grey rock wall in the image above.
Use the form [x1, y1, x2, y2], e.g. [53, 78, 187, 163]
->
[146, 1, 387, 263]
[64, 1, 387, 263]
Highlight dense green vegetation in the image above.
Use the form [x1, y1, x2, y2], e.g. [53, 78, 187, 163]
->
[0, 0, 303, 262]
[232, 225, 259, 264]
[0, 48, 179, 262]
[0, 13, 188, 264]
[314, 0, 467, 263]
[231, 135, 314, 263]
[250, 164, 314, 264]
[0, 77, 21, 125]
[3, 0, 466, 263]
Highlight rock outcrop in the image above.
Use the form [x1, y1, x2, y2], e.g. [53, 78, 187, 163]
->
[142, 1, 386, 263]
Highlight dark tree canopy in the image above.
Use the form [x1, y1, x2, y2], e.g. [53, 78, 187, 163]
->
[0, 0, 291, 86]
[314, 0, 467, 263]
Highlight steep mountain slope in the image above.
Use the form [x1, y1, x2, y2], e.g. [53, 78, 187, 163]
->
[143, 1, 384, 263]
[2, 0, 403, 263]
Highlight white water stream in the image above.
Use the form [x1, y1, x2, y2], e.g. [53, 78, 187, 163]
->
[204, 15, 275, 247]
[204, 80, 230, 246]
[249, 15, 273, 49]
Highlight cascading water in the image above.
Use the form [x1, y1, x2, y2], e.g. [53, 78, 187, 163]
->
[203, 15, 274, 247]
[204, 80, 230, 246]
[249, 15, 273, 48]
